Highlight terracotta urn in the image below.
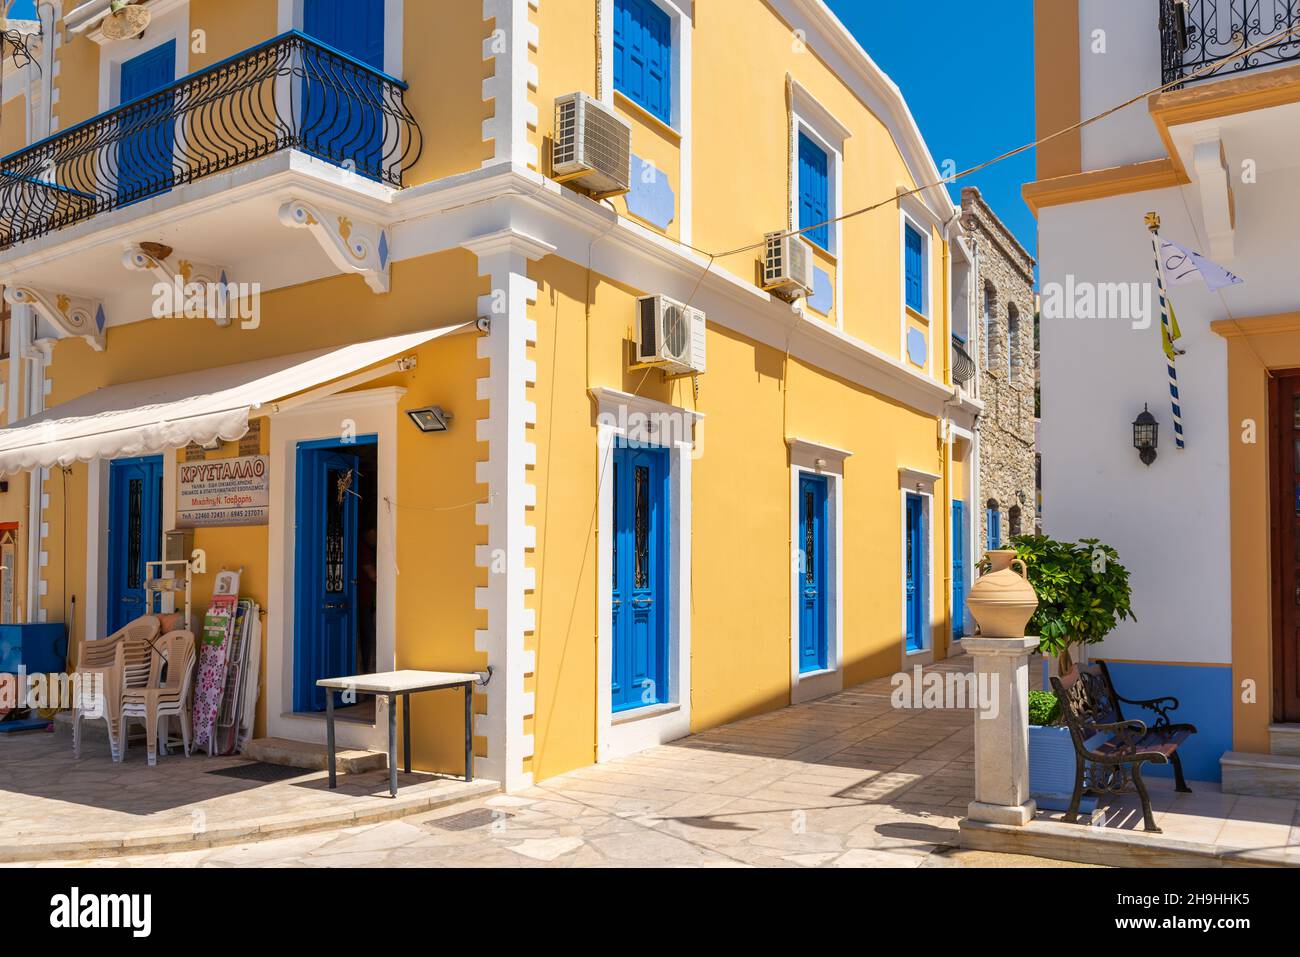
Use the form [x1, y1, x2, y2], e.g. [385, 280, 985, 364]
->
[967, 549, 1039, 638]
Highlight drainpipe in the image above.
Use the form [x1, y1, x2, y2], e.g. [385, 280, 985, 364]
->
[939, 210, 959, 657]
[35, 2, 55, 139]
[22, 321, 45, 624]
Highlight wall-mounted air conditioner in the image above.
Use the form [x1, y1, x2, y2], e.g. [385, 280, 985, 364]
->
[762, 231, 815, 302]
[635, 294, 706, 376]
[553, 92, 632, 198]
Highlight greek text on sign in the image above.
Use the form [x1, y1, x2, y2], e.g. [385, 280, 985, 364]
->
[177, 455, 270, 528]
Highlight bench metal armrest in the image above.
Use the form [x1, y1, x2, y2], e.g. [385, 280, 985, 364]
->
[1117, 693, 1180, 728]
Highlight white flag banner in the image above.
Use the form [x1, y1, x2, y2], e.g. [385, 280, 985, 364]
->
[1159, 239, 1243, 292]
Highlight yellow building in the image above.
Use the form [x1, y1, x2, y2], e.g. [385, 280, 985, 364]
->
[0, 0, 983, 791]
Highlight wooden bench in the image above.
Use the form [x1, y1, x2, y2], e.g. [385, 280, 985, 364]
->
[1050, 661, 1197, 832]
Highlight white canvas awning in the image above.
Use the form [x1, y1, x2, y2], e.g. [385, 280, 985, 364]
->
[0, 326, 466, 474]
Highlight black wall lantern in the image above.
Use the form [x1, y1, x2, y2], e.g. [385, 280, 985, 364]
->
[1133, 404, 1159, 466]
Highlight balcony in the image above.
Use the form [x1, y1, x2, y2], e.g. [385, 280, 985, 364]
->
[1161, 0, 1300, 87]
[0, 30, 422, 249]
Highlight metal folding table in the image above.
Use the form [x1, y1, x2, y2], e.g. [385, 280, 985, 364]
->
[316, 670, 478, 798]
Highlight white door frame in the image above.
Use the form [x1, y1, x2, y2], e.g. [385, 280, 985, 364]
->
[266, 386, 403, 752]
[592, 387, 699, 763]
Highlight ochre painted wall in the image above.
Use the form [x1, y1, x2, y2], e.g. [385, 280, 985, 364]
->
[528, 0, 949, 362]
[404, 0, 495, 184]
[387, 331, 491, 774]
[52, 31, 99, 130]
[0, 91, 25, 155]
[189, 0, 276, 71]
[694, 0, 942, 356]
[525, 252, 952, 782]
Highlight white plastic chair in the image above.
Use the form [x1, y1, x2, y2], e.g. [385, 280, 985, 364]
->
[71, 615, 160, 760]
[121, 630, 197, 766]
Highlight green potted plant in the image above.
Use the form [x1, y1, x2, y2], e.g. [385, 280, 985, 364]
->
[1006, 535, 1136, 674]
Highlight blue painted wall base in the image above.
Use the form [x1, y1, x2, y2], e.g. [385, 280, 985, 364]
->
[1097, 660, 1232, 783]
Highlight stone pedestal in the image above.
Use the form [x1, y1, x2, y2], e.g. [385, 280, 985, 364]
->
[961, 635, 1039, 826]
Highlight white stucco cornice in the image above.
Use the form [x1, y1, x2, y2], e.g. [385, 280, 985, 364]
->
[776, 0, 959, 226]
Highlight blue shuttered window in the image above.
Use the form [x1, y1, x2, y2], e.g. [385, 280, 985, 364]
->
[614, 0, 672, 125]
[986, 508, 1002, 551]
[905, 222, 926, 314]
[798, 132, 830, 251]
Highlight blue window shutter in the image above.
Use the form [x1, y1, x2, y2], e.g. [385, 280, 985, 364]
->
[905, 223, 925, 313]
[986, 509, 1001, 551]
[798, 132, 830, 250]
[305, 0, 384, 67]
[614, 0, 672, 124]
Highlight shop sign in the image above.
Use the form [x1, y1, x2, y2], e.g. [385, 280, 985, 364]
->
[177, 455, 270, 528]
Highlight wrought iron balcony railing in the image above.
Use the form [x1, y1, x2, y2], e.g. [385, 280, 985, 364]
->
[1161, 0, 1300, 87]
[0, 31, 422, 248]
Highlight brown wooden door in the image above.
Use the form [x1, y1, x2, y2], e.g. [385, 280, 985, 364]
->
[1272, 373, 1300, 721]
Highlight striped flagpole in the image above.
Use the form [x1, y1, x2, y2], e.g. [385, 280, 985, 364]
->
[1145, 212, 1185, 450]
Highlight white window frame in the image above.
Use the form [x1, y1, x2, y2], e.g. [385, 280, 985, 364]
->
[598, 0, 693, 243]
[899, 467, 939, 666]
[899, 200, 936, 374]
[278, 0, 405, 77]
[592, 386, 699, 762]
[788, 80, 849, 327]
[787, 438, 849, 705]
[97, 6, 190, 114]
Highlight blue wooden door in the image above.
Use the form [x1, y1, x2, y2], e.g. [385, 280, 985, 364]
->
[117, 42, 175, 205]
[905, 493, 925, 652]
[302, 0, 385, 178]
[952, 500, 966, 640]
[294, 444, 360, 712]
[611, 443, 669, 712]
[798, 473, 829, 673]
[107, 456, 163, 634]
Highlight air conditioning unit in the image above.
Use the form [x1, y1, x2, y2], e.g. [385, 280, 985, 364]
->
[762, 231, 815, 302]
[635, 295, 706, 375]
[553, 92, 632, 198]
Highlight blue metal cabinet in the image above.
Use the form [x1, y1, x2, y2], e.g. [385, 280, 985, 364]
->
[0, 623, 68, 675]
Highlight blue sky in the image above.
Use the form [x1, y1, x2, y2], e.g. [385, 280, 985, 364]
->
[5, 0, 36, 20]
[828, 0, 1038, 258]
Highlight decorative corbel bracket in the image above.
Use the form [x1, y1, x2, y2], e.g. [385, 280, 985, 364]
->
[1192, 135, 1236, 262]
[3, 285, 106, 352]
[278, 199, 391, 294]
[122, 245, 235, 327]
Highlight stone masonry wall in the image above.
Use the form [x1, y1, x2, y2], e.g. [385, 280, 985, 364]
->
[961, 187, 1037, 549]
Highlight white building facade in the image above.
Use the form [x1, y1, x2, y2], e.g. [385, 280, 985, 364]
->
[1029, 0, 1300, 789]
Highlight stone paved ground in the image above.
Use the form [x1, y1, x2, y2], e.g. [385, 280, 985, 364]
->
[8, 656, 1089, 867]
